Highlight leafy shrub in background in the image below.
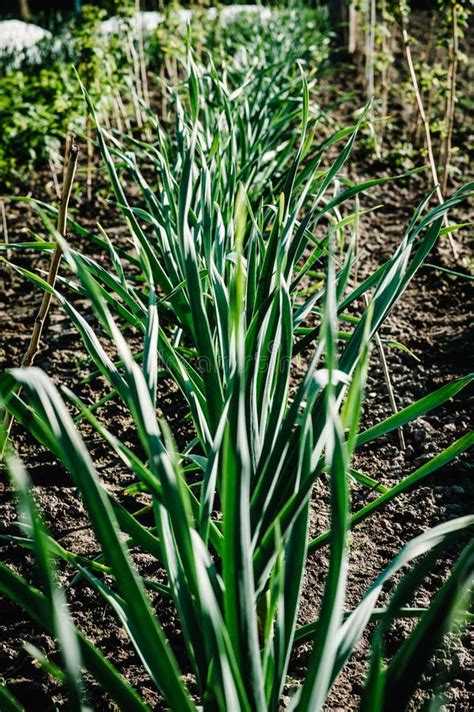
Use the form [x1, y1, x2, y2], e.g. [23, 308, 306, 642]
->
[0, 4, 134, 188]
[0, 3, 330, 189]
[0, 6, 473, 711]
[0, 68, 69, 183]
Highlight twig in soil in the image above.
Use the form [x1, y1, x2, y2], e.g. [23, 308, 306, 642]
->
[0, 138, 79, 462]
[400, 9, 458, 260]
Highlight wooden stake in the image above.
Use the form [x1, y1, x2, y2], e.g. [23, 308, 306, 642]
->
[1, 139, 79, 461]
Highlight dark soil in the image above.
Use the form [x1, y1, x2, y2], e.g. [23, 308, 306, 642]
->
[1, 9, 473, 711]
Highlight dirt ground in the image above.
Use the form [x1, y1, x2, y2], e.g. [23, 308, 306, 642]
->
[0, 10, 473, 711]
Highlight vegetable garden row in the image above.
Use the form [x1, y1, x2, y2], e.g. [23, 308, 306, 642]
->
[0, 3, 472, 710]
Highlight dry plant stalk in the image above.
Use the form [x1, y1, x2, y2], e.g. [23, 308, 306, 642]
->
[86, 116, 93, 202]
[112, 93, 124, 133]
[348, 2, 359, 55]
[374, 328, 406, 450]
[1, 139, 79, 461]
[379, 33, 396, 149]
[354, 194, 405, 451]
[440, 0, 458, 195]
[365, 0, 376, 99]
[48, 158, 61, 199]
[401, 15, 458, 259]
[19, 0, 32, 21]
[159, 64, 168, 123]
[135, 0, 150, 109]
[63, 133, 71, 184]
[379, 0, 388, 123]
[125, 34, 145, 130]
[1, 200, 9, 262]
[363, 291, 406, 451]
[413, 12, 437, 146]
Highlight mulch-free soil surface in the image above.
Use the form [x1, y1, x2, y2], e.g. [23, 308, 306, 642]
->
[1, 10, 473, 710]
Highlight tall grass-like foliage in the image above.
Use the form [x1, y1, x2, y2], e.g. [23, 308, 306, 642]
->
[1, 9, 473, 711]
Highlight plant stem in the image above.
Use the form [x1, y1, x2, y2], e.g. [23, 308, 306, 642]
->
[1, 139, 79, 462]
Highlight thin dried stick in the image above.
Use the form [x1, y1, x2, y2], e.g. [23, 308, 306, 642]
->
[401, 12, 458, 259]
[365, 0, 376, 99]
[19, 0, 32, 21]
[48, 157, 61, 199]
[348, 2, 359, 56]
[63, 134, 71, 184]
[363, 291, 406, 450]
[1, 200, 9, 262]
[159, 64, 168, 123]
[354, 194, 405, 450]
[1, 139, 79, 461]
[134, 8, 152, 143]
[440, 0, 458, 195]
[135, 0, 150, 109]
[378, 0, 388, 134]
[413, 12, 436, 147]
[125, 33, 144, 130]
[86, 116, 93, 202]
[105, 58, 131, 132]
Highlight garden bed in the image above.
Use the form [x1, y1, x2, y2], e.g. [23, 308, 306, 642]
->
[0, 7, 473, 711]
